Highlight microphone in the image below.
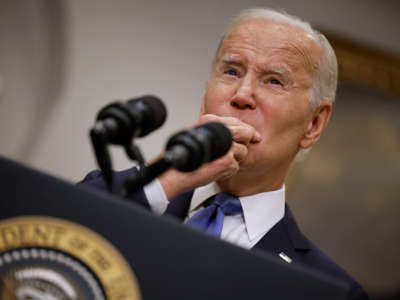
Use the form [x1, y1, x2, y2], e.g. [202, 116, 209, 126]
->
[120, 122, 232, 197]
[90, 95, 166, 192]
[165, 122, 233, 171]
[94, 95, 167, 145]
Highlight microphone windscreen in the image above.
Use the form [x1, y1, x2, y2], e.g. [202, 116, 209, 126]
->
[201, 122, 232, 161]
[165, 121, 233, 172]
[128, 95, 167, 137]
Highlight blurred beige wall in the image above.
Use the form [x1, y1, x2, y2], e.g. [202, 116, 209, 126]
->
[1, 0, 399, 180]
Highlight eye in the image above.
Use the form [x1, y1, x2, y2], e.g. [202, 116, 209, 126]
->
[225, 69, 238, 77]
[269, 78, 282, 85]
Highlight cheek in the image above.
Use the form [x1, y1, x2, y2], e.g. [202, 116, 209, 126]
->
[279, 110, 312, 147]
[203, 83, 233, 114]
[260, 98, 310, 139]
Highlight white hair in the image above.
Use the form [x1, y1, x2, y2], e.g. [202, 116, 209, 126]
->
[214, 8, 338, 109]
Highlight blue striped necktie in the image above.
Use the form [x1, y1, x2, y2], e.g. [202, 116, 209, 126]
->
[186, 193, 242, 237]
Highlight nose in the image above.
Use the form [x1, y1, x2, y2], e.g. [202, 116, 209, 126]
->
[231, 75, 256, 110]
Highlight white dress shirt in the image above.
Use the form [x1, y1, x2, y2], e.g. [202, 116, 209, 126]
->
[144, 180, 285, 249]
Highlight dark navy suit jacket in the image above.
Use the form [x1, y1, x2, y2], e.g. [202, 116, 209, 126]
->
[79, 167, 368, 300]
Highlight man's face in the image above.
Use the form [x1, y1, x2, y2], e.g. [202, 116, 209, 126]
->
[201, 20, 322, 175]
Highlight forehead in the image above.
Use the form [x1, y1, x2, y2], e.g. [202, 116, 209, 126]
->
[218, 20, 320, 75]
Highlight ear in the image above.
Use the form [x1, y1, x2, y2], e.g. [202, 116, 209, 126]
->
[199, 82, 209, 116]
[299, 102, 332, 149]
[199, 95, 206, 116]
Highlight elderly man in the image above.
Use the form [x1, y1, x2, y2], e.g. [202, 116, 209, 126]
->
[81, 8, 368, 299]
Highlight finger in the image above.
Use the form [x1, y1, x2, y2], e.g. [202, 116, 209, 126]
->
[229, 124, 260, 145]
[197, 114, 221, 125]
[232, 142, 248, 162]
[215, 160, 239, 181]
[219, 117, 261, 144]
[198, 114, 261, 144]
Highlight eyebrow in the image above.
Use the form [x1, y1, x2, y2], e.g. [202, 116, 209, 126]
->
[220, 55, 243, 65]
[267, 68, 289, 77]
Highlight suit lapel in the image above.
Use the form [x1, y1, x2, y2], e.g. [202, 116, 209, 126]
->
[252, 204, 310, 261]
[282, 205, 310, 251]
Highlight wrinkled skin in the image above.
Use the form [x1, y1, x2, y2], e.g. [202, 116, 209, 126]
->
[159, 19, 332, 199]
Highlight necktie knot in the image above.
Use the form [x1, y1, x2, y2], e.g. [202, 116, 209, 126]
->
[186, 193, 242, 237]
[212, 193, 242, 215]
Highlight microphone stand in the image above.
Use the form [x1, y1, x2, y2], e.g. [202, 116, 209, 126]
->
[90, 122, 145, 194]
[90, 122, 113, 192]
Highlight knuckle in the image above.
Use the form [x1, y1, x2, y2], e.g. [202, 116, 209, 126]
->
[234, 145, 248, 162]
[228, 150, 236, 160]
[199, 114, 217, 124]
[230, 161, 239, 171]
[230, 127, 240, 138]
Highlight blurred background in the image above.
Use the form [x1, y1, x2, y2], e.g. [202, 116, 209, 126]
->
[0, 0, 399, 298]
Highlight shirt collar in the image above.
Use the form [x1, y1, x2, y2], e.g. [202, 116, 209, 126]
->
[190, 182, 221, 212]
[190, 182, 285, 241]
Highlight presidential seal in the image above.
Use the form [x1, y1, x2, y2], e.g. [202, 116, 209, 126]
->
[0, 216, 141, 300]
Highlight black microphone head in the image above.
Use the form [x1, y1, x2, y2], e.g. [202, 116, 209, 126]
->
[199, 122, 232, 161]
[95, 95, 166, 145]
[127, 95, 167, 137]
[166, 122, 232, 172]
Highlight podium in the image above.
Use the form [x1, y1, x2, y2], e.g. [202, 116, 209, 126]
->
[0, 156, 350, 299]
